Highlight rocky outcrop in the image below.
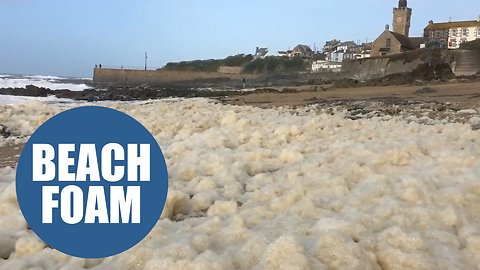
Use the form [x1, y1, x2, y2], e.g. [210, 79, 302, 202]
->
[0, 124, 11, 138]
[341, 48, 455, 81]
[0, 85, 54, 97]
[0, 85, 245, 102]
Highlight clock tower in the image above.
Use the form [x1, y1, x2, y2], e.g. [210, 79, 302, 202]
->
[392, 0, 412, 36]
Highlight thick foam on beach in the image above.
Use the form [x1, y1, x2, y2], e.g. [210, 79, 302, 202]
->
[0, 99, 479, 269]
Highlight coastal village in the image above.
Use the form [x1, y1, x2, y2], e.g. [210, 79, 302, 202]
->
[261, 0, 480, 73]
[93, 0, 480, 86]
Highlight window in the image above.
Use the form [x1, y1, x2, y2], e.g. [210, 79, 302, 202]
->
[386, 38, 392, 48]
[463, 28, 468, 36]
[451, 29, 457, 37]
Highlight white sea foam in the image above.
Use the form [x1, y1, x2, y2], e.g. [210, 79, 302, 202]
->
[0, 95, 83, 106]
[24, 75, 63, 80]
[0, 99, 479, 269]
[0, 75, 92, 91]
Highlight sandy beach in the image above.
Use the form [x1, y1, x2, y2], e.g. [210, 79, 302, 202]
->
[223, 81, 480, 108]
[0, 144, 22, 168]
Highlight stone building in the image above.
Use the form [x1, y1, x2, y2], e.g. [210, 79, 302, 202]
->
[371, 0, 424, 57]
[392, 0, 412, 36]
[372, 25, 416, 57]
[344, 43, 372, 60]
[279, 45, 314, 60]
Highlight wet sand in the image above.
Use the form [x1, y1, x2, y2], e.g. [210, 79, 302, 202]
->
[0, 144, 23, 168]
[222, 81, 480, 109]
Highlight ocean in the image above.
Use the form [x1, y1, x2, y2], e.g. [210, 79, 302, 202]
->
[0, 74, 93, 105]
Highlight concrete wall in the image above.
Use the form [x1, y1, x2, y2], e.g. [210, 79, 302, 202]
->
[93, 68, 256, 85]
[342, 48, 454, 80]
[217, 66, 243, 74]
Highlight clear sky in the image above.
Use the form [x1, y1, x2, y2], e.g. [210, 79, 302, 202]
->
[1, 0, 479, 77]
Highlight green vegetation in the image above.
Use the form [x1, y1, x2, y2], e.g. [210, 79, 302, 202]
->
[242, 56, 307, 74]
[161, 54, 308, 74]
[224, 54, 254, 66]
[162, 54, 253, 72]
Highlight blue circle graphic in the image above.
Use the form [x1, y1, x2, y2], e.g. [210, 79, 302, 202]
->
[16, 106, 168, 258]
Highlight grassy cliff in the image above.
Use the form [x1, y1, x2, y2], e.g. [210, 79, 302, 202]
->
[160, 55, 308, 74]
[161, 54, 254, 72]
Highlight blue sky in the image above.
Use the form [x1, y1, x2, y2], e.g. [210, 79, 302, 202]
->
[1, 0, 479, 77]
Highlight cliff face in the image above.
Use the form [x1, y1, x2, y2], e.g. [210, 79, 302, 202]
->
[341, 48, 455, 80]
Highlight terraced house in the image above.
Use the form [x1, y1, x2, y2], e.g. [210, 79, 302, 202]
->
[424, 19, 480, 49]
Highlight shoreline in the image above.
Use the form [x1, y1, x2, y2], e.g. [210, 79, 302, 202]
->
[2, 80, 480, 168]
[219, 81, 480, 109]
[1, 78, 480, 106]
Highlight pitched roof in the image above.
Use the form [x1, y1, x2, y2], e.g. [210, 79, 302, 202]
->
[324, 40, 340, 46]
[425, 20, 480, 30]
[362, 42, 373, 49]
[390, 31, 414, 49]
[409, 37, 426, 48]
[292, 44, 313, 53]
[339, 41, 356, 47]
[255, 47, 269, 56]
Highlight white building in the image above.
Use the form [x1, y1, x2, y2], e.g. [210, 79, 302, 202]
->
[425, 19, 480, 49]
[311, 60, 342, 72]
[254, 47, 269, 59]
[448, 21, 480, 49]
[326, 41, 357, 62]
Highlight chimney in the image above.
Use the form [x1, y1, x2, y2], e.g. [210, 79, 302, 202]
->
[385, 24, 390, 31]
[429, 20, 434, 25]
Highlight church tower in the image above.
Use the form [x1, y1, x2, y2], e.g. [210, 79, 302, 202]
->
[392, 0, 412, 36]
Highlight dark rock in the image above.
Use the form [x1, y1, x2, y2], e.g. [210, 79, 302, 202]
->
[0, 124, 11, 138]
[415, 87, 438, 94]
[0, 85, 54, 97]
[472, 123, 480, 131]
[411, 61, 454, 81]
[24, 85, 51, 97]
[432, 104, 447, 112]
[86, 95, 99, 102]
[332, 78, 361, 88]
[281, 88, 298, 93]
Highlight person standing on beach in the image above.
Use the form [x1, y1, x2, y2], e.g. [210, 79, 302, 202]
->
[242, 78, 246, 89]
